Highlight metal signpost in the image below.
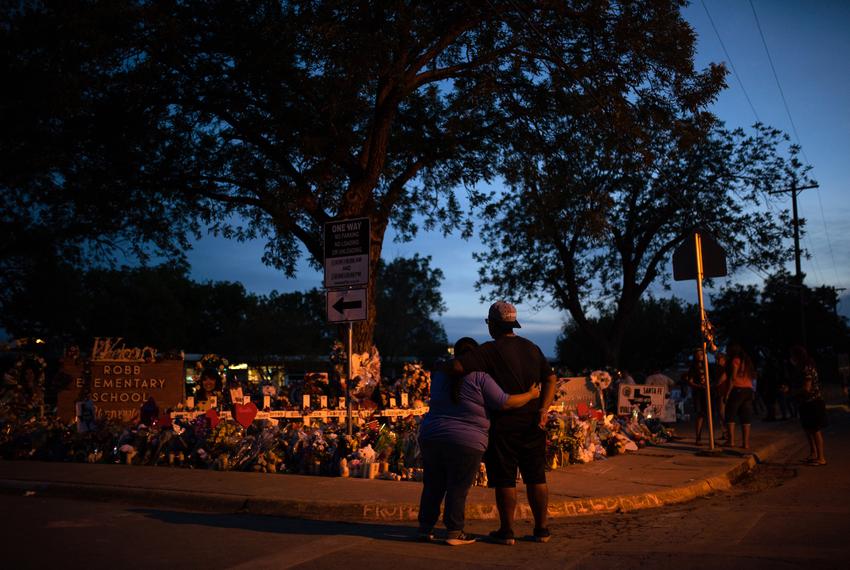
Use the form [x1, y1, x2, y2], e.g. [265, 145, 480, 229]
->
[673, 230, 727, 454]
[324, 217, 370, 435]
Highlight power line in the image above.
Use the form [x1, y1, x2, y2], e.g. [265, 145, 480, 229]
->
[700, 0, 760, 123]
[749, 0, 844, 290]
[698, 2, 823, 291]
[814, 189, 843, 285]
[748, 0, 807, 162]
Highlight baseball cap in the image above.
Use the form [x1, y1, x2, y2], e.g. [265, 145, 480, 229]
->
[487, 301, 521, 328]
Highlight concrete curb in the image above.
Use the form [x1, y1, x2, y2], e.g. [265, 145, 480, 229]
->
[0, 455, 758, 523]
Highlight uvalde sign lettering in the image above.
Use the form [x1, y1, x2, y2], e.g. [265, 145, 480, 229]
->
[56, 339, 184, 422]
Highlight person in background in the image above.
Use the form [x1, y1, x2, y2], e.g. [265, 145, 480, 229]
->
[714, 352, 729, 441]
[685, 349, 710, 445]
[418, 337, 540, 545]
[789, 345, 828, 466]
[723, 345, 757, 449]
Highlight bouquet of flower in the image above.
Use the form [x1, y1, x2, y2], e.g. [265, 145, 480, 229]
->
[350, 347, 381, 403]
[589, 370, 612, 390]
[398, 362, 430, 405]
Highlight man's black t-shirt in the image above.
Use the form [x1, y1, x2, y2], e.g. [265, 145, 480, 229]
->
[458, 335, 553, 431]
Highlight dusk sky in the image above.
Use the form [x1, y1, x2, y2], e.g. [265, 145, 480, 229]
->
[185, 1, 850, 357]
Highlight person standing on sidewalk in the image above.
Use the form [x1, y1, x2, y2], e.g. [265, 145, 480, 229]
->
[722, 345, 756, 450]
[789, 345, 828, 466]
[417, 338, 541, 545]
[451, 301, 557, 545]
[714, 352, 730, 441]
[685, 348, 711, 445]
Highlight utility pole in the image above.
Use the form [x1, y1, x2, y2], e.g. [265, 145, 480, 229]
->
[770, 182, 819, 347]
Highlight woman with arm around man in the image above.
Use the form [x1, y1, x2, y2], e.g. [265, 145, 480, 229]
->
[417, 337, 541, 545]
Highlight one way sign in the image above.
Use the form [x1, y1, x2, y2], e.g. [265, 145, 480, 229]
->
[326, 289, 368, 323]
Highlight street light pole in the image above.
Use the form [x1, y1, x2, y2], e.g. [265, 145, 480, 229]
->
[790, 185, 806, 347]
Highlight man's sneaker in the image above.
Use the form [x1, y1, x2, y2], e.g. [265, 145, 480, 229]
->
[417, 530, 435, 542]
[488, 529, 516, 545]
[532, 527, 551, 543]
[445, 531, 476, 546]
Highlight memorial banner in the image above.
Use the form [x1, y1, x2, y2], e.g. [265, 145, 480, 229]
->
[617, 384, 667, 418]
[554, 377, 602, 412]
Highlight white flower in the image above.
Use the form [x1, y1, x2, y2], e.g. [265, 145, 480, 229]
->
[590, 370, 612, 389]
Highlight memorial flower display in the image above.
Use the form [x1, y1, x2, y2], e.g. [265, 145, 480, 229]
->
[350, 346, 381, 403]
[0, 355, 673, 485]
[396, 362, 430, 406]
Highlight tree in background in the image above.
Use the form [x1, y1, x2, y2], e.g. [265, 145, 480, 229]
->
[374, 255, 448, 371]
[243, 289, 333, 361]
[711, 271, 849, 377]
[473, 3, 806, 365]
[557, 296, 699, 375]
[0, 255, 448, 364]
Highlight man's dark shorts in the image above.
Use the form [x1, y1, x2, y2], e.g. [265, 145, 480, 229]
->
[484, 426, 547, 488]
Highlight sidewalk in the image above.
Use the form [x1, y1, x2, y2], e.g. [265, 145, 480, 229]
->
[0, 417, 806, 523]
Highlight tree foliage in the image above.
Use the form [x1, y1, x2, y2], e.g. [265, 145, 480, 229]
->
[1, 255, 450, 363]
[710, 270, 849, 359]
[0, 261, 334, 358]
[473, 2, 808, 365]
[557, 295, 699, 374]
[3, 0, 743, 351]
[0, 1, 195, 311]
[2, 0, 530, 349]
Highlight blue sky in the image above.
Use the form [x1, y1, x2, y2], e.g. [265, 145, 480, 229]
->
[186, 1, 850, 357]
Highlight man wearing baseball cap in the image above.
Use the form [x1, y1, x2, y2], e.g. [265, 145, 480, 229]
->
[451, 301, 557, 544]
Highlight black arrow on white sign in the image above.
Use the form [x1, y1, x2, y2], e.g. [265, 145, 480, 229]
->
[333, 297, 362, 314]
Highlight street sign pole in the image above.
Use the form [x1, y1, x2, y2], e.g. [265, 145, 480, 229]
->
[695, 232, 717, 452]
[673, 228, 727, 457]
[323, 217, 370, 437]
[346, 321, 353, 436]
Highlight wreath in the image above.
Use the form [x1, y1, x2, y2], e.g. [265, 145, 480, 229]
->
[194, 354, 229, 380]
[6, 354, 48, 387]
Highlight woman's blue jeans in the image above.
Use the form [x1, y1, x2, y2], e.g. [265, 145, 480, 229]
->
[418, 440, 483, 532]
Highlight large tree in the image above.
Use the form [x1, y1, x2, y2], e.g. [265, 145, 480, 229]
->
[474, 7, 808, 365]
[374, 255, 448, 369]
[711, 271, 849, 359]
[557, 295, 699, 374]
[2, 0, 734, 351]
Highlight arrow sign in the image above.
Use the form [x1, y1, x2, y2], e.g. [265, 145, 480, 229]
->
[333, 297, 362, 313]
[326, 288, 367, 323]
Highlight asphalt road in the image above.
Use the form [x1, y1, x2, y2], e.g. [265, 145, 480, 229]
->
[3, 410, 848, 570]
